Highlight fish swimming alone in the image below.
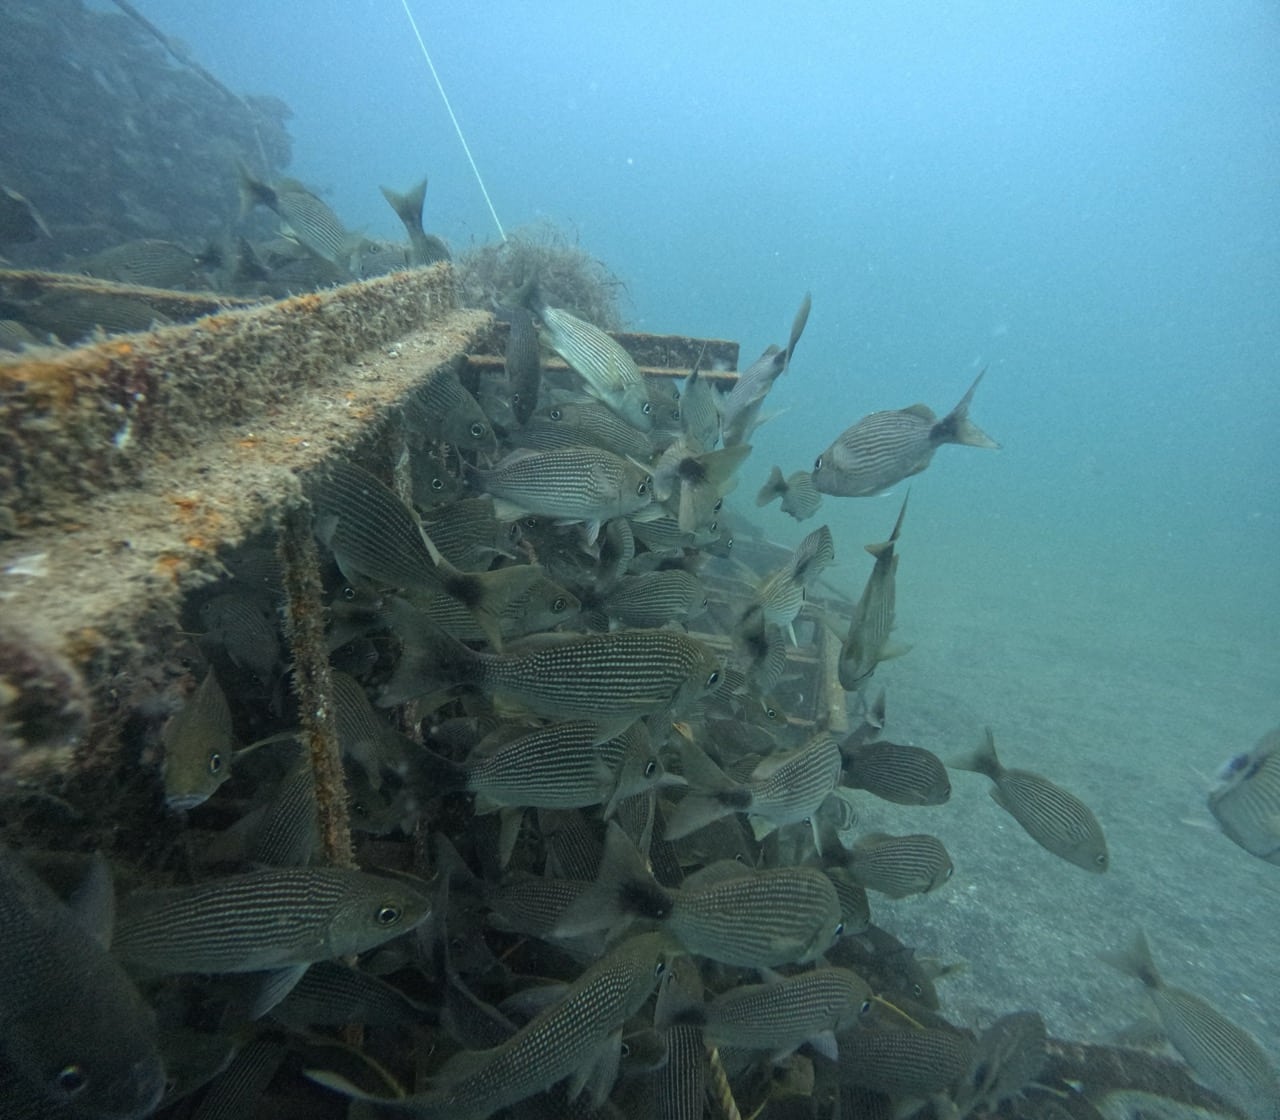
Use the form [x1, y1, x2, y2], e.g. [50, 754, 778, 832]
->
[950, 728, 1109, 872]
[812, 369, 999, 496]
[1208, 726, 1280, 865]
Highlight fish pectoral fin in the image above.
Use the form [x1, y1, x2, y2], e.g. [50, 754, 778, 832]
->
[880, 641, 913, 661]
[567, 1030, 624, 1106]
[805, 1030, 839, 1062]
[496, 807, 525, 870]
[248, 964, 310, 1019]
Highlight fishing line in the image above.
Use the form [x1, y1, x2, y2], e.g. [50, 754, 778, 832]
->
[398, 0, 507, 242]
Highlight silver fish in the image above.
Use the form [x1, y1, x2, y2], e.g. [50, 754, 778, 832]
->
[77, 238, 198, 289]
[238, 163, 353, 269]
[0, 850, 165, 1119]
[653, 956, 707, 1120]
[813, 369, 999, 496]
[1100, 929, 1280, 1120]
[836, 1026, 976, 1096]
[756, 465, 823, 521]
[403, 363, 496, 453]
[673, 967, 873, 1061]
[666, 733, 844, 841]
[602, 569, 707, 628]
[842, 739, 951, 805]
[1208, 726, 1280, 864]
[518, 397, 654, 460]
[113, 867, 433, 974]
[844, 832, 954, 898]
[951, 729, 1109, 872]
[561, 823, 846, 968]
[499, 304, 541, 424]
[385, 623, 722, 723]
[528, 289, 653, 431]
[679, 362, 722, 452]
[199, 591, 280, 685]
[313, 931, 679, 1118]
[652, 442, 752, 533]
[162, 670, 235, 810]
[466, 446, 653, 541]
[721, 292, 811, 448]
[380, 177, 451, 265]
[839, 493, 910, 690]
[422, 719, 680, 817]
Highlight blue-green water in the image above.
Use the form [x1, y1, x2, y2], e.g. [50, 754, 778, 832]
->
[132, 0, 1280, 1058]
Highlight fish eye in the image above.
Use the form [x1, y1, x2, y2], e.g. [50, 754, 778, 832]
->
[725, 536, 734, 550]
[342, 585, 357, 600]
[431, 476, 445, 491]
[764, 706, 777, 720]
[653, 960, 666, 977]
[701, 597, 709, 607]
[860, 999, 873, 1015]
[469, 422, 486, 439]
[55, 1065, 88, 1096]
[1095, 853, 1108, 866]
[709, 520, 718, 532]
[208, 752, 223, 775]
[375, 904, 403, 926]
[642, 402, 653, 415]
[834, 922, 845, 937]
[944, 865, 954, 879]
[706, 670, 720, 687]
[912, 983, 924, 997]
[813, 455, 823, 471]
[637, 478, 649, 495]
[549, 407, 563, 421]
[644, 760, 658, 778]
[713, 497, 723, 513]
[552, 596, 567, 612]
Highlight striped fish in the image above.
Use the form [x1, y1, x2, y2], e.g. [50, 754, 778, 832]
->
[679, 967, 873, 1060]
[813, 369, 999, 496]
[839, 493, 910, 690]
[954, 1011, 1047, 1117]
[665, 733, 844, 841]
[951, 729, 1109, 872]
[238, 163, 352, 269]
[517, 397, 654, 460]
[843, 738, 951, 805]
[1208, 726, 1280, 865]
[314, 932, 678, 1118]
[273, 960, 429, 1029]
[499, 304, 542, 424]
[379, 177, 451, 266]
[653, 957, 707, 1120]
[603, 569, 706, 628]
[419, 498, 514, 571]
[721, 292, 811, 448]
[0, 851, 165, 1119]
[423, 719, 680, 815]
[529, 292, 653, 431]
[384, 623, 721, 722]
[679, 363, 722, 452]
[162, 670, 235, 810]
[561, 823, 845, 968]
[466, 446, 653, 541]
[1101, 930, 1280, 1120]
[403, 363, 496, 452]
[78, 238, 198, 288]
[113, 867, 434, 974]
[844, 832, 954, 898]
[738, 523, 834, 647]
[836, 1026, 976, 1096]
[756, 465, 823, 521]
[823, 867, 872, 936]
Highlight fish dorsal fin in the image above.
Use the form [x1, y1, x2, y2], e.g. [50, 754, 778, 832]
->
[901, 403, 936, 421]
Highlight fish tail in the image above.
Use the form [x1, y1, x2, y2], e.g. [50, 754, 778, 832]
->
[235, 158, 275, 220]
[783, 291, 812, 371]
[556, 821, 672, 935]
[933, 368, 1000, 449]
[1098, 928, 1162, 989]
[756, 465, 788, 507]
[864, 491, 910, 558]
[663, 791, 747, 841]
[949, 728, 1003, 781]
[518, 275, 546, 316]
[379, 612, 484, 706]
[379, 178, 427, 236]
